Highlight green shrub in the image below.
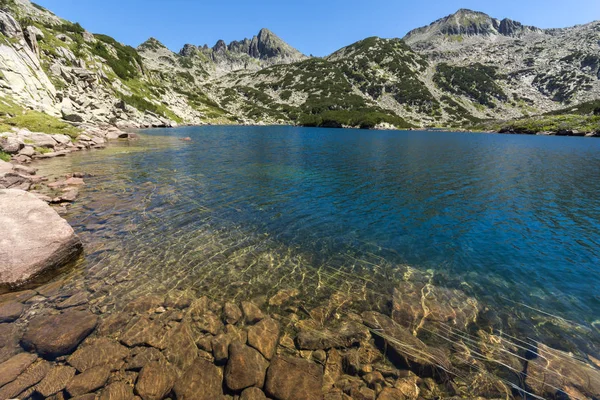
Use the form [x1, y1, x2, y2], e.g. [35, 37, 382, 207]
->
[434, 63, 507, 106]
[91, 34, 144, 80]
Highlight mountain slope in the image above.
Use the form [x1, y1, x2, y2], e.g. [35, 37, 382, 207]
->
[403, 9, 600, 110]
[0, 1, 598, 133]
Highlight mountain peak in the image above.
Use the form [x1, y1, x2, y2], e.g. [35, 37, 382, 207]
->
[199, 28, 305, 62]
[404, 9, 542, 46]
[137, 37, 167, 52]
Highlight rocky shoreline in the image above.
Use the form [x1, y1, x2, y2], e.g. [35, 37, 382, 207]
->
[0, 124, 599, 400]
[0, 275, 599, 400]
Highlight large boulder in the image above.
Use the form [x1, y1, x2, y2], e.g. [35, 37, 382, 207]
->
[0, 189, 83, 289]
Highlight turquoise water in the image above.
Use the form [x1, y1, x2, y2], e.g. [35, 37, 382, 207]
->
[37, 126, 600, 358]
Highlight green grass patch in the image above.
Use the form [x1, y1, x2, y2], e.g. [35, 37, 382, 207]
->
[0, 151, 11, 162]
[34, 146, 52, 154]
[5, 111, 81, 138]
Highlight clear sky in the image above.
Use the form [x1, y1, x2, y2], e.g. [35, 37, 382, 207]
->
[34, 0, 600, 57]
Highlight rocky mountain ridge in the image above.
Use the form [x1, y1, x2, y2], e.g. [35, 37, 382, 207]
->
[0, 1, 598, 134]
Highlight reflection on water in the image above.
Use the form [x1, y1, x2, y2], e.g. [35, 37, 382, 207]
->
[35, 126, 600, 359]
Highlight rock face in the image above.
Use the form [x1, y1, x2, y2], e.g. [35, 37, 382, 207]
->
[0, 189, 83, 289]
[21, 310, 98, 358]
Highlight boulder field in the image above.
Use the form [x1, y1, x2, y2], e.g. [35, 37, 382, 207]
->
[0, 189, 83, 290]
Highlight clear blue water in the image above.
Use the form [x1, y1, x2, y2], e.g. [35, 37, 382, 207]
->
[38, 125, 600, 356]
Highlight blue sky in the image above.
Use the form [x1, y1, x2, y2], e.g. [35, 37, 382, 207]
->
[35, 0, 600, 56]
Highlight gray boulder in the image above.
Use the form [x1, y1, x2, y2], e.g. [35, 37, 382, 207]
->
[0, 189, 83, 289]
[0, 136, 23, 154]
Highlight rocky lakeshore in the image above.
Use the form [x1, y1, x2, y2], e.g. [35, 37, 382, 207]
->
[0, 273, 599, 400]
[0, 123, 137, 289]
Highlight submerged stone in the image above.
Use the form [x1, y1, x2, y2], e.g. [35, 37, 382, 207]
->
[247, 317, 280, 360]
[225, 342, 269, 391]
[526, 343, 600, 399]
[68, 337, 130, 372]
[0, 352, 37, 388]
[99, 381, 136, 400]
[21, 310, 98, 359]
[0, 301, 24, 322]
[265, 356, 324, 400]
[66, 365, 111, 397]
[135, 361, 177, 400]
[35, 365, 76, 397]
[0, 359, 51, 399]
[173, 358, 223, 400]
[361, 311, 451, 376]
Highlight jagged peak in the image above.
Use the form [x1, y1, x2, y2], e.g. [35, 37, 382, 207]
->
[196, 28, 305, 61]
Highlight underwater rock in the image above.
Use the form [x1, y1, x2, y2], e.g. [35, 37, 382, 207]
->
[66, 365, 111, 397]
[0, 352, 37, 388]
[119, 316, 168, 349]
[135, 361, 177, 400]
[225, 342, 269, 391]
[163, 320, 198, 370]
[125, 347, 166, 371]
[240, 387, 268, 400]
[224, 301, 243, 324]
[0, 359, 51, 399]
[242, 301, 265, 324]
[0, 300, 24, 322]
[21, 310, 98, 359]
[361, 311, 451, 376]
[268, 288, 300, 306]
[173, 358, 223, 400]
[296, 321, 370, 351]
[265, 356, 324, 400]
[67, 337, 130, 372]
[391, 284, 479, 334]
[35, 365, 76, 397]
[247, 317, 280, 360]
[526, 343, 600, 399]
[99, 381, 136, 400]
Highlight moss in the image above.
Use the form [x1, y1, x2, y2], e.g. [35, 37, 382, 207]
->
[0, 151, 10, 162]
[4, 111, 81, 137]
